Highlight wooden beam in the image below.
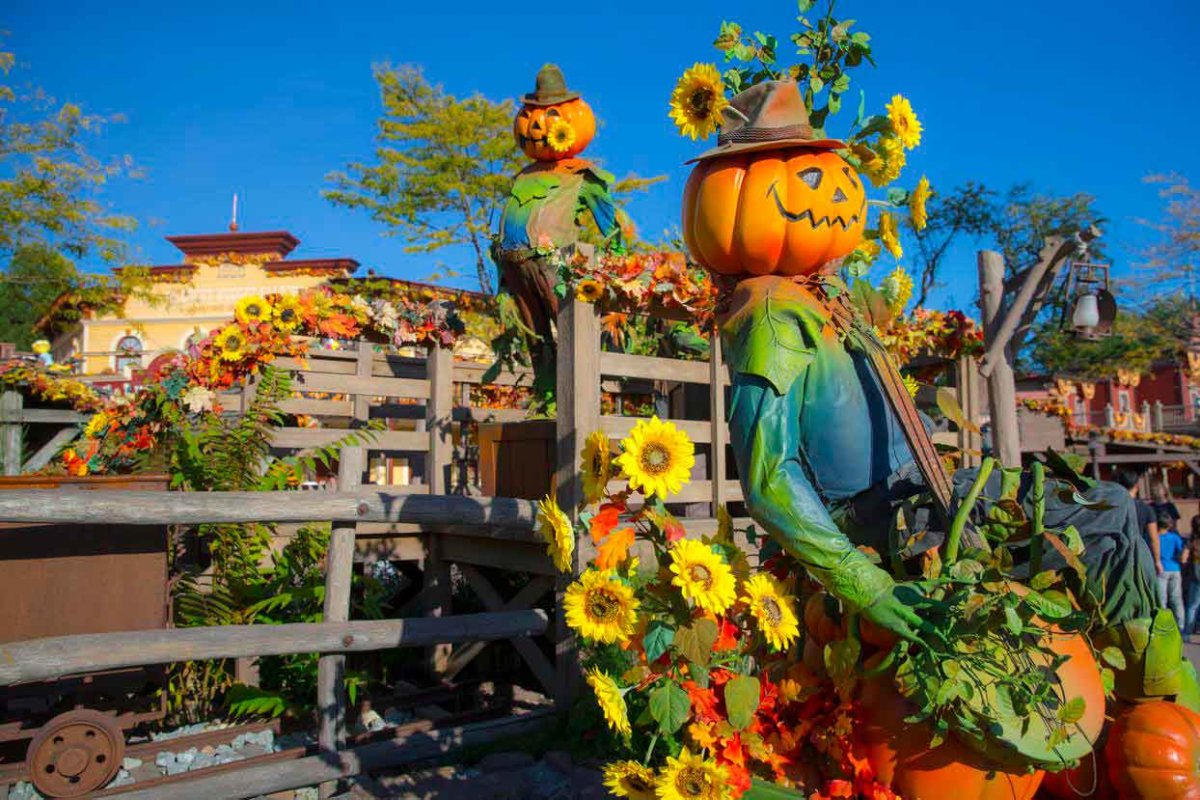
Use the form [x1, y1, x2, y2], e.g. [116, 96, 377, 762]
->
[292, 371, 430, 400]
[12, 408, 87, 424]
[601, 415, 712, 444]
[108, 711, 554, 800]
[318, 446, 363, 795]
[710, 331, 729, 514]
[0, 490, 538, 528]
[1096, 453, 1200, 464]
[0, 610, 549, 686]
[599, 351, 719, 385]
[271, 428, 427, 452]
[21, 426, 79, 473]
[1, 391, 22, 476]
[427, 344, 454, 494]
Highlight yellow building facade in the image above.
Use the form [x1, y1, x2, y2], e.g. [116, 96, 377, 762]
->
[43, 230, 358, 376]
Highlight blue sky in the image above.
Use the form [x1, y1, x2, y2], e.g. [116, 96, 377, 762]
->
[6, 0, 1199, 310]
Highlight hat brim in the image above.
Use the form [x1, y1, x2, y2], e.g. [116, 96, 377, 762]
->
[521, 91, 580, 106]
[685, 136, 845, 164]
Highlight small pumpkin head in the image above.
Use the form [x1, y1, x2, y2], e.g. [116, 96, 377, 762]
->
[683, 148, 865, 276]
[514, 64, 596, 162]
[680, 80, 866, 277]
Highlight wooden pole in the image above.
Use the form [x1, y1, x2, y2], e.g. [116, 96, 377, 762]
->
[709, 330, 728, 515]
[554, 296, 600, 708]
[978, 251, 1022, 467]
[427, 344, 454, 494]
[954, 355, 983, 468]
[318, 446, 363, 798]
[1, 390, 23, 476]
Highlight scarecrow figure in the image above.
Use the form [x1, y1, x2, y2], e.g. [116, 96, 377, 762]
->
[684, 80, 1190, 705]
[493, 64, 623, 382]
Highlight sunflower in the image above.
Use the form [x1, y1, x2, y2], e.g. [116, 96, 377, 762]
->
[214, 325, 249, 362]
[851, 238, 882, 262]
[669, 63, 728, 140]
[909, 175, 931, 231]
[576, 278, 605, 304]
[614, 416, 695, 499]
[580, 430, 613, 504]
[587, 669, 631, 737]
[886, 94, 923, 150]
[879, 212, 903, 259]
[863, 136, 906, 188]
[536, 494, 575, 573]
[883, 265, 914, 311]
[668, 539, 737, 614]
[273, 295, 303, 332]
[604, 761, 658, 800]
[547, 118, 577, 153]
[83, 412, 110, 438]
[741, 574, 800, 651]
[903, 373, 920, 398]
[656, 748, 729, 800]
[234, 295, 271, 324]
[564, 569, 640, 644]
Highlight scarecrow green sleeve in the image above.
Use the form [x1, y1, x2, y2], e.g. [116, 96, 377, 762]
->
[720, 277, 924, 635]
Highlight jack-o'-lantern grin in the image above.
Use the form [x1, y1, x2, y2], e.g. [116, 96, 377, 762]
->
[767, 174, 861, 230]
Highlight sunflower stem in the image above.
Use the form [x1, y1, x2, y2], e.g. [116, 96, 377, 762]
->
[1030, 461, 1046, 576]
[645, 733, 659, 763]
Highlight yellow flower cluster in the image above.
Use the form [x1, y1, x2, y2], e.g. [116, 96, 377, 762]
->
[669, 63, 729, 140]
[603, 749, 729, 800]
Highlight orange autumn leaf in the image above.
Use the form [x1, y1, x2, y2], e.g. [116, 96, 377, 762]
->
[713, 617, 740, 651]
[317, 313, 359, 338]
[590, 502, 623, 544]
[683, 680, 721, 721]
[595, 527, 635, 570]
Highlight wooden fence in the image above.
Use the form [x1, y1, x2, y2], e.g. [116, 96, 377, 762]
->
[0, 391, 85, 475]
[0, 476, 558, 798]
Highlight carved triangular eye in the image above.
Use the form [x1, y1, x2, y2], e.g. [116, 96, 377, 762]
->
[799, 167, 823, 189]
[831, 188, 848, 203]
[841, 166, 859, 189]
[546, 108, 561, 117]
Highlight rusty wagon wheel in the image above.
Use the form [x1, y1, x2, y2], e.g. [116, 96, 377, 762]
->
[26, 709, 125, 798]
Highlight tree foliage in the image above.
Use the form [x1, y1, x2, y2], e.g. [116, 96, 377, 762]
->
[1133, 174, 1199, 305]
[0, 41, 143, 346]
[907, 182, 1104, 306]
[325, 65, 524, 295]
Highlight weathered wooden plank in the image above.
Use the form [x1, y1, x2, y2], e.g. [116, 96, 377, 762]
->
[600, 415, 712, 444]
[291, 371, 430, 400]
[1, 391, 21, 476]
[11, 408, 87, 424]
[109, 710, 554, 800]
[21, 427, 79, 473]
[427, 345, 454, 494]
[452, 362, 535, 387]
[441, 535, 554, 575]
[277, 398, 355, 417]
[710, 332, 728, 513]
[458, 407, 528, 424]
[0, 610, 549, 685]
[271, 428, 427, 451]
[599, 351, 711, 385]
[352, 346, 374, 422]
[318, 447, 363, 771]
[0, 490, 538, 527]
[274, 356, 356, 375]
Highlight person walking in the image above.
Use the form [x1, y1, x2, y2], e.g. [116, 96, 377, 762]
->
[1157, 513, 1187, 630]
[1118, 470, 1162, 574]
[1152, 483, 1182, 528]
[1185, 517, 1200, 637]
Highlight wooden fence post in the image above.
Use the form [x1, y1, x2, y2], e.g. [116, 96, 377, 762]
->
[424, 344, 455, 676]
[318, 446, 363, 799]
[1105, 403, 1115, 428]
[1, 390, 23, 476]
[554, 297, 600, 708]
[352, 343, 373, 422]
[978, 251, 1022, 467]
[1154, 400, 1165, 431]
[709, 329, 728, 515]
[954, 356, 983, 468]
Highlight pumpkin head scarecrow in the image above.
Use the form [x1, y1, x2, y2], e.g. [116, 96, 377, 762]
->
[687, 80, 1189, 709]
[494, 64, 623, 381]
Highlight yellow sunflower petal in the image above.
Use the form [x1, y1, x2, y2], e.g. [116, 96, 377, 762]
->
[564, 569, 640, 644]
[604, 761, 658, 800]
[669, 63, 729, 140]
[656, 747, 730, 800]
[741, 573, 800, 652]
[580, 430, 613, 504]
[614, 416, 695, 499]
[668, 538, 736, 615]
[587, 668, 631, 738]
[536, 494, 575, 573]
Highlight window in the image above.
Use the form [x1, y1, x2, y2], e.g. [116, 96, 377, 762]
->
[1118, 391, 1131, 413]
[114, 335, 143, 372]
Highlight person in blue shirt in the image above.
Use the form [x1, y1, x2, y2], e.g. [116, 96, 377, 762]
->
[1158, 514, 1187, 630]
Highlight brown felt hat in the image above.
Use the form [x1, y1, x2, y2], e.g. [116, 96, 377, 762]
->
[687, 79, 844, 163]
[522, 63, 580, 106]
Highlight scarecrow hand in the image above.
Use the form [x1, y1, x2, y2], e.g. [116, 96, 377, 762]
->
[862, 582, 945, 647]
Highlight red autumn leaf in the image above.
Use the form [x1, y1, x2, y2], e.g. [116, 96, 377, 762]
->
[713, 617, 740, 651]
[664, 518, 687, 542]
[683, 680, 721, 721]
[827, 779, 854, 798]
[590, 503, 623, 545]
[595, 527, 635, 571]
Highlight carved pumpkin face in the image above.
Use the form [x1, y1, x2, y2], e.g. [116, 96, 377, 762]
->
[513, 98, 596, 161]
[682, 147, 866, 276]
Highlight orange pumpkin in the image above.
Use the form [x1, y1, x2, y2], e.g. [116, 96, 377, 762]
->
[859, 663, 1045, 800]
[1106, 701, 1200, 799]
[803, 592, 847, 645]
[513, 98, 596, 161]
[682, 147, 866, 277]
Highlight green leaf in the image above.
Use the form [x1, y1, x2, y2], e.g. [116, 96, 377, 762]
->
[1024, 589, 1072, 620]
[809, 75, 824, 94]
[1030, 569, 1058, 590]
[1004, 606, 1023, 636]
[1100, 646, 1127, 671]
[824, 637, 861, 693]
[648, 681, 691, 735]
[1058, 696, 1086, 725]
[674, 619, 718, 667]
[644, 621, 674, 664]
[725, 675, 762, 730]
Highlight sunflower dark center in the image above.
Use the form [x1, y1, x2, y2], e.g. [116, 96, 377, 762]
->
[639, 442, 671, 475]
[224, 335, 243, 350]
[245, 304, 262, 317]
[279, 308, 297, 322]
[678, 767, 708, 797]
[762, 597, 783, 625]
[688, 564, 713, 588]
[627, 775, 653, 792]
[587, 588, 619, 621]
[688, 88, 714, 116]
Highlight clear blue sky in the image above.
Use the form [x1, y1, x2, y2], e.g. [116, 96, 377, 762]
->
[6, 0, 1199, 310]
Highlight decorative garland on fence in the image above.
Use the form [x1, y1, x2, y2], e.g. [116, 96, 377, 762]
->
[1021, 396, 1200, 451]
[3, 287, 466, 476]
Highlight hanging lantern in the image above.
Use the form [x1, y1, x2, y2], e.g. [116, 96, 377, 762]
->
[1061, 261, 1116, 340]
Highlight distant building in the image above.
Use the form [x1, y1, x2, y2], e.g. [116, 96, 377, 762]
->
[37, 229, 357, 376]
